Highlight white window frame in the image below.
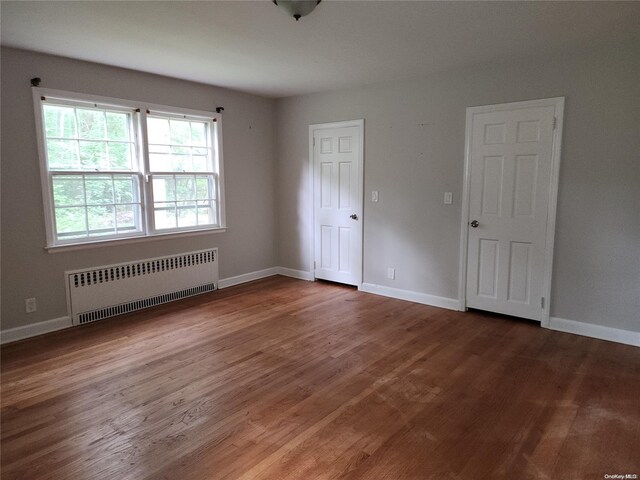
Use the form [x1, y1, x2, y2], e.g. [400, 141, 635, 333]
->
[33, 88, 226, 251]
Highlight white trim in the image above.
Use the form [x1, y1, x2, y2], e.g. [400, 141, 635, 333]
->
[277, 267, 315, 281]
[32, 87, 226, 249]
[359, 283, 459, 311]
[218, 267, 279, 289]
[216, 267, 315, 288]
[458, 97, 565, 323]
[45, 227, 227, 253]
[309, 119, 365, 286]
[548, 317, 640, 348]
[211, 266, 316, 288]
[0, 316, 72, 345]
[540, 99, 565, 327]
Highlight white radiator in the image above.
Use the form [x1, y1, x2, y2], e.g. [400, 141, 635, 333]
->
[66, 248, 218, 325]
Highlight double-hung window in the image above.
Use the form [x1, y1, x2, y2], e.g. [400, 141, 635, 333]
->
[34, 89, 225, 248]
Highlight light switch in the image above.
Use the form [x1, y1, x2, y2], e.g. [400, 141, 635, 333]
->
[444, 192, 453, 204]
[371, 191, 379, 202]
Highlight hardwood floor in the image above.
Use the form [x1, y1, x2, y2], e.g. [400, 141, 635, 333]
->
[2, 276, 639, 480]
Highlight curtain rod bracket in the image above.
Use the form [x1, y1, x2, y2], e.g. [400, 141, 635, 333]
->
[31, 77, 42, 87]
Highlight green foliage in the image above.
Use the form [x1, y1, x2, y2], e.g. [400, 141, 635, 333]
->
[45, 105, 132, 171]
[52, 174, 139, 238]
[44, 106, 217, 239]
[152, 175, 215, 229]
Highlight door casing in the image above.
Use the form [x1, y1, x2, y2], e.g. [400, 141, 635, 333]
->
[458, 97, 565, 327]
[309, 119, 365, 286]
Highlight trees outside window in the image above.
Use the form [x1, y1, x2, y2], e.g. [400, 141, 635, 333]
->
[34, 89, 225, 248]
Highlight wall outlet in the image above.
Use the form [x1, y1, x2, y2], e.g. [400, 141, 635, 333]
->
[444, 192, 453, 204]
[387, 267, 395, 280]
[371, 190, 379, 202]
[25, 297, 37, 313]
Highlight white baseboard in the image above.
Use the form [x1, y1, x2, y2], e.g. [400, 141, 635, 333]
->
[0, 316, 72, 345]
[548, 317, 640, 347]
[359, 283, 459, 311]
[276, 267, 315, 281]
[218, 267, 280, 289]
[219, 267, 314, 288]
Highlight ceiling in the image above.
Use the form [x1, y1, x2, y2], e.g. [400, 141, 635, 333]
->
[2, 1, 639, 98]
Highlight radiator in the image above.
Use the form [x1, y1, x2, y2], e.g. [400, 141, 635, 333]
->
[66, 248, 218, 325]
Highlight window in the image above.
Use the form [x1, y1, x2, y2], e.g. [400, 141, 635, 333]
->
[34, 89, 225, 248]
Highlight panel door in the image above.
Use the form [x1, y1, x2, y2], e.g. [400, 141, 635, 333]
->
[313, 125, 362, 286]
[466, 104, 556, 320]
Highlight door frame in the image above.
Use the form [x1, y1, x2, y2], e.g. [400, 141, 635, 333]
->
[457, 97, 565, 326]
[309, 119, 365, 286]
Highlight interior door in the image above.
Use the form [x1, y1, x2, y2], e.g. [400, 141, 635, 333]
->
[465, 102, 558, 321]
[313, 123, 363, 286]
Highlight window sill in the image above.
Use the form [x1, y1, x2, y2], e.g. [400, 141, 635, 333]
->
[45, 227, 228, 253]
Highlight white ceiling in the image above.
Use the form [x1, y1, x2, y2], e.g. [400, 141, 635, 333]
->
[2, 1, 639, 98]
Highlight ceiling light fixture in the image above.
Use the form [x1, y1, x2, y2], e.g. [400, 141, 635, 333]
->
[273, 0, 322, 21]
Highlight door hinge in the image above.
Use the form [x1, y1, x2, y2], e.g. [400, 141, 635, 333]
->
[313, 137, 316, 147]
[314, 261, 316, 270]
[552, 117, 557, 130]
[541, 297, 545, 309]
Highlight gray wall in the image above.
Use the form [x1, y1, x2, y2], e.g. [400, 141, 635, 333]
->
[276, 45, 640, 332]
[2, 44, 639, 335]
[1, 47, 277, 330]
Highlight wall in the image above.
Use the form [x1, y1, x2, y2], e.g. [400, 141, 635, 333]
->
[275, 45, 640, 333]
[1, 47, 277, 331]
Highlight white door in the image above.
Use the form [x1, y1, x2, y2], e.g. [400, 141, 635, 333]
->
[312, 121, 363, 286]
[464, 98, 563, 321]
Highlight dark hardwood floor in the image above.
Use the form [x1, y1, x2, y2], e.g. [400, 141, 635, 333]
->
[2, 276, 639, 479]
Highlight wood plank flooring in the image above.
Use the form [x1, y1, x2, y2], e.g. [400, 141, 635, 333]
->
[2, 276, 639, 479]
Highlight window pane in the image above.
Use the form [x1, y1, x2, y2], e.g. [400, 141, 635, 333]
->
[176, 176, 195, 201]
[149, 144, 170, 171]
[195, 177, 210, 199]
[106, 112, 129, 141]
[77, 109, 106, 140]
[170, 120, 190, 145]
[79, 141, 108, 169]
[177, 202, 197, 227]
[47, 139, 79, 169]
[114, 176, 137, 203]
[116, 204, 137, 232]
[147, 117, 170, 144]
[152, 176, 175, 202]
[197, 205, 214, 225]
[53, 176, 85, 206]
[191, 122, 206, 146]
[154, 203, 176, 229]
[108, 142, 132, 170]
[85, 176, 114, 204]
[87, 205, 115, 235]
[192, 148, 210, 171]
[149, 153, 171, 172]
[44, 105, 77, 138]
[55, 207, 87, 238]
[170, 146, 190, 171]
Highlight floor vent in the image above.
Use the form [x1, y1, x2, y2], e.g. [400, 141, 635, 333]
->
[66, 249, 218, 326]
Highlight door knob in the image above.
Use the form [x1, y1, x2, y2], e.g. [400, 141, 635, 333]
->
[350, 214, 358, 220]
[470, 220, 479, 228]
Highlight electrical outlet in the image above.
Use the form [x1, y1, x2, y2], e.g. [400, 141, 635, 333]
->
[387, 267, 395, 280]
[25, 297, 37, 313]
[371, 190, 379, 202]
[444, 192, 453, 204]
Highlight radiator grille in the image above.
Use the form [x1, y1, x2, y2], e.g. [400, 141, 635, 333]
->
[67, 249, 218, 326]
[71, 250, 215, 287]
